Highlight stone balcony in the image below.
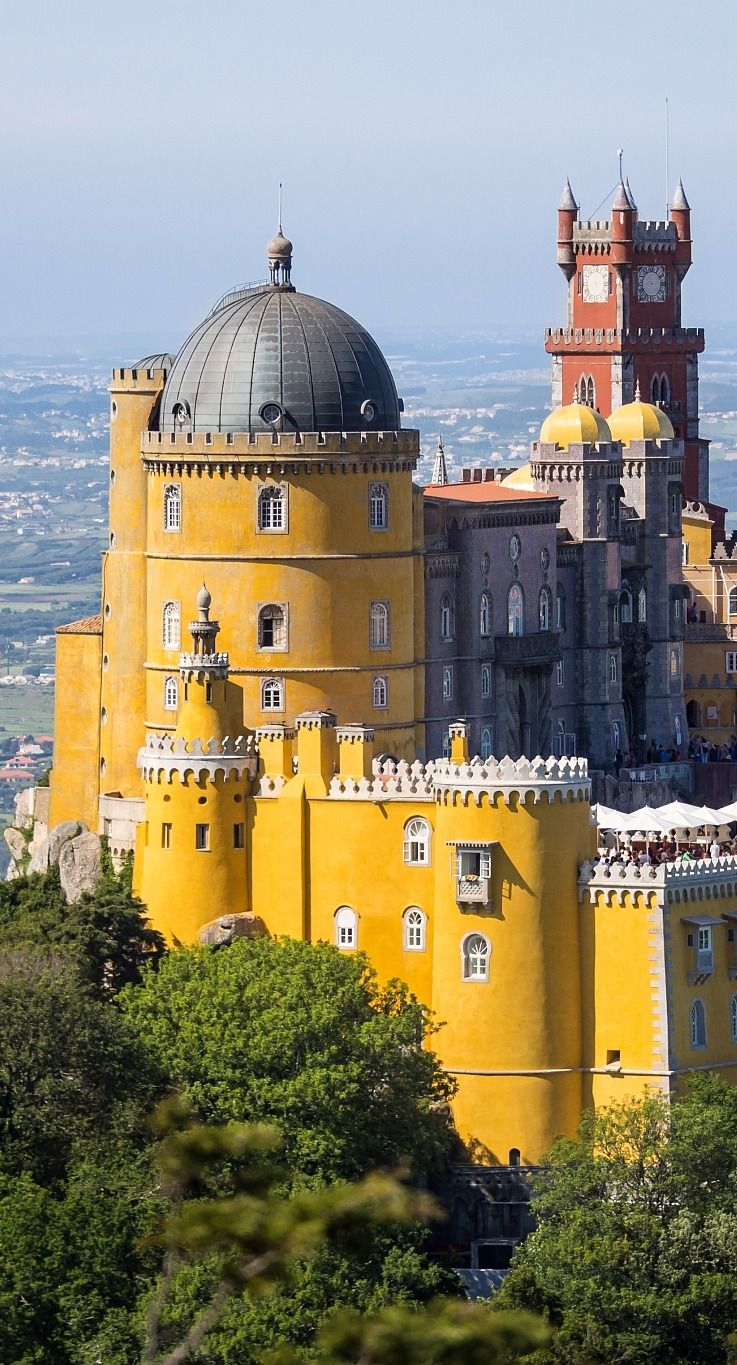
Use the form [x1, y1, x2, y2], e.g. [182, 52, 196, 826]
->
[456, 876, 490, 906]
[494, 630, 561, 668]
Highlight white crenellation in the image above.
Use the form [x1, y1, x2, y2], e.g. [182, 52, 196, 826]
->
[432, 753, 590, 806]
[138, 731, 259, 782]
[579, 854, 737, 906]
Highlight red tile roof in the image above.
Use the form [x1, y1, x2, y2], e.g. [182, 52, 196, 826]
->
[423, 482, 556, 503]
[56, 614, 102, 635]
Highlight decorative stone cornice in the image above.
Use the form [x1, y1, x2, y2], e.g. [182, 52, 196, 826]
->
[432, 754, 590, 806]
[138, 732, 258, 782]
[578, 854, 737, 906]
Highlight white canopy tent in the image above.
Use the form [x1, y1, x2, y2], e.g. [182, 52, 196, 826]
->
[656, 800, 729, 831]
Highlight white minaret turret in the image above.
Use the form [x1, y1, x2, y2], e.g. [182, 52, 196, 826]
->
[431, 437, 448, 486]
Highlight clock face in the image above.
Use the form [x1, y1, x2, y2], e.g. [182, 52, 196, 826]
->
[637, 264, 667, 303]
[509, 534, 521, 563]
[582, 264, 609, 304]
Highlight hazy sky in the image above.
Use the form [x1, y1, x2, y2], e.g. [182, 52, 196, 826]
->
[0, 0, 734, 350]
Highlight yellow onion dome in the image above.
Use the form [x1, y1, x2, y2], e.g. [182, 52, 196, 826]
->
[608, 397, 674, 446]
[500, 462, 535, 491]
[539, 403, 612, 449]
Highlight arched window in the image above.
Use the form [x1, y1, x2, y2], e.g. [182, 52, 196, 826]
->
[539, 587, 552, 632]
[508, 584, 524, 636]
[335, 906, 357, 949]
[731, 995, 737, 1044]
[440, 593, 455, 641]
[585, 375, 595, 407]
[370, 601, 390, 648]
[162, 601, 180, 650]
[258, 604, 287, 650]
[479, 592, 491, 638]
[481, 663, 491, 699]
[651, 374, 661, 405]
[729, 588, 737, 618]
[261, 677, 284, 711]
[690, 999, 706, 1049]
[372, 675, 388, 709]
[462, 933, 490, 982]
[404, 817, 431, 866]
[638, 587, 647, 623]
[556, 585, 566, 631]
[442, 666, 454, 701]
[369, 482, 388, 530]
[163, 676, 178, 711]
[620, 586, 633, 624]
[258, 485, 286, 531]
[403, 907, 427, 952]
[609, 654, 618, 684]
[480, 726, 492, 760]
[164, 484, 181, 532]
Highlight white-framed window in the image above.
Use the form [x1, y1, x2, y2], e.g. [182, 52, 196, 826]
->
[556, 658, 564, 687]
[682, 541, 689, 566]
[731, 995, 737, 1044]
[195, 823, 210, 852]
[442, 665, 454, 701]
[556, 585, 566, 631]
[690, 998, 706, 1049]
[164, 676, 178, 711]
[440, 593, 455, 641]
[258, 484, 287, 532]
[163, 483, 181, 532]
[638, 586, 647, 623]
[539, 586, 552, 632]
[403, 906, 426, 952]
[442, 732, 451, 758]
[480, 592, 491, 638]
[258, 603, 287, 650]
[161, 822, 172, 849]
[403, 817, 431, 866]
[481, 663, 491, 698]
[335, 905, 357, 949]
[370, 600, 390, 648]
[458, 847, 492, 879]
[729, 588, 737, 617]
[674, 596, 682, 621]
[508, 583, 524, 636]
[697, 925, 713, 970]
[261, 677, 285, 712]
[480, 726, 493, 760]
[671, 647, 680, 679]
[462, 932, 490, 982]
[727, 651, 737, 674]
[372, 675, 388, 709]
[162, 601, 180, 650]
[609, 654, 618, 684]
[369, 482, 388, 530]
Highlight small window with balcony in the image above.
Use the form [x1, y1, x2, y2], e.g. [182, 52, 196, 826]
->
[258, 484, 287, 532]
[690, 998, 706, 1049]
[462, 932, 491, 982]
[258, 603, 287, 651]
[403, 906, 426, 952]
[369, 482, 388, 530]
[686, 921, 715, 983]
[403, 817, 431, 866]
[335, 905, 357, 949]
[455, 845, 492, 906]
[164, 483, 181, 532]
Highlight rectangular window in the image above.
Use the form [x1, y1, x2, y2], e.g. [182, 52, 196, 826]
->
[556, 658, 564, 686]
[233, 823, 244, 849]
[369, 482, 388, 530]
[682, 541, 689, 566]
[258, 486, 287, 531]
[671, 648, 679, 678]
[195, 823, 210, 852]
[727, 652, 737, 674]
[458, 848, 492, 878]
[481, 664, 491, 699]
[161, 823, 172, 849]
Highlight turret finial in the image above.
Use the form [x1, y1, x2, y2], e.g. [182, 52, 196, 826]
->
[671, 178, 690, 212]
[635, 379, 641, 402]
[431, 437, 449, 486]
[267, 195, 294, 288]
[558, 178, 578, 212]
[572, 381, 580, 404]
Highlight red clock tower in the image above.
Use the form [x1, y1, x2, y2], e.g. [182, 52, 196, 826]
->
[545, 176, 708, 502]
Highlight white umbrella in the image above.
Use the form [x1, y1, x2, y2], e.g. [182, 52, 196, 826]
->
[613, 806, 673, 835]
[593, 803, 629, 830]
[657, 799, 727, 830]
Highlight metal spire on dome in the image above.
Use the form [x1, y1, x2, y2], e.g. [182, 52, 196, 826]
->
[671, 178, 690, 211]
[431, 437, 449, 486]
[572, 381, 580, 404]
[635, 379, 641, 402]
[267, 189, 294, 288]
[559, 178, 578, 212]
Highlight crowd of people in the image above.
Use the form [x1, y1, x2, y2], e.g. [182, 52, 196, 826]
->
[594, 832, 737, 868]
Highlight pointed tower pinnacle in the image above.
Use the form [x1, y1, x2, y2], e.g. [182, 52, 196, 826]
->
[635, 379, 641, 402]
[572, 381, 580, 404]
[558, 178, 578, 212]
[431, 437, 449, 486]
[624, 176, 637, 211]
[671, 178, 690, 211]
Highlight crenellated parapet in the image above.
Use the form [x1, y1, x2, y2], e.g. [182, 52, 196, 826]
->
[329, 758, 436, 802]
[433, 754, 590, 807]
[545, 326, 704, 353]
[579, 855, 737, 906]
[138, 732, 258, 782]
[141, 427, 419, 475]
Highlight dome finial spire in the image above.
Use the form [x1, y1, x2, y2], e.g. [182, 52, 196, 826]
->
[573, 380, 580, 404]
[635, 378, 641, 402]
[267, 191, 294, 289]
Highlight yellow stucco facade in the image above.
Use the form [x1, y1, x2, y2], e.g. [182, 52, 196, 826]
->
[682, 504, 737, 743]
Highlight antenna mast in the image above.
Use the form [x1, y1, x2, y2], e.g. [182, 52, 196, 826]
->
[278, 181, 283, 232]
[665, 97, 670, 217]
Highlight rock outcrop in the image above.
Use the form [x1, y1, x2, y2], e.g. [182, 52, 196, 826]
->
[59, 831, 103, 903]
[198, 912, 267, 947]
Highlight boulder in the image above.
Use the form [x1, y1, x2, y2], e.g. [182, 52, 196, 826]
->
[198, 912, 268, 947]
[13, 787, 35, 828]
[59, 832, 102, 903]
[3, 825, 27, 865]
[28, 820, 87, 875]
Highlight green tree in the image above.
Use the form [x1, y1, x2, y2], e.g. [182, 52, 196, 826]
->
[122, 938, 454, 1184]
[0, 866, 165, 994]
[0, 947, 161, 1186]
[494, 1078, 737, 1364]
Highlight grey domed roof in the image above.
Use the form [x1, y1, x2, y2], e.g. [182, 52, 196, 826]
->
[135, 352, 175, 371]
[159, 286, 401, 435]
